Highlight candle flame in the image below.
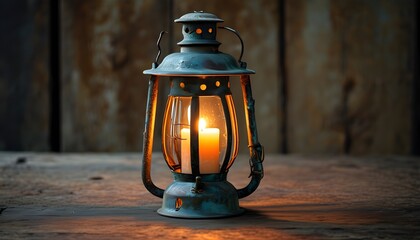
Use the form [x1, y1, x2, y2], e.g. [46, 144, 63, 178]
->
[187, 105, 207, 131]
[199, 118, 206, 131]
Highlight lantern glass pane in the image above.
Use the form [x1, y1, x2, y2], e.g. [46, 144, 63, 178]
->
[195, 96, 226, 174]
[162, 94, 238, 174]
[225, 95, 239, 170]
[162, 96, 191, 171]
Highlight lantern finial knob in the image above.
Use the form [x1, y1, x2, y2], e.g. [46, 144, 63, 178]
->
[175, 11, 224, 46]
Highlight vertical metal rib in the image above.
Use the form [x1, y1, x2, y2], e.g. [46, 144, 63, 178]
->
[220, 95, 233, 172]
[190, 96, 200, 175]
[236, 75, 264, 199]
[161, 96, 176, 170]
[142, 75, 164, 198]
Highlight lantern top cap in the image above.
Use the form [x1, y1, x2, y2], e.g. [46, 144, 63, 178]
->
[144, 11, 255, 76]
[174, 11, 224, 23]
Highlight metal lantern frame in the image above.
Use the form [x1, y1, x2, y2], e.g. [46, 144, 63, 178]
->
[142, 11, 264, 218]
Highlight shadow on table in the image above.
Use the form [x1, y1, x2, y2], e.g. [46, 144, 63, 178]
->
[2, 203, 417, 239]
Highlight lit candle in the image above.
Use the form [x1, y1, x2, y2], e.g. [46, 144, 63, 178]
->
[181, 119, 220, 174]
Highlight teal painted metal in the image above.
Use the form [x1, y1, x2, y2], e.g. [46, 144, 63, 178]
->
[158, 172, 244, 218]
[141, 11, 264, 218]
[143, 11, 254, 76]
[143, 51, 254, 76]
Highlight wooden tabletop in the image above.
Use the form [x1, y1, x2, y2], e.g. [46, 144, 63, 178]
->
[0, 153, 419, 239]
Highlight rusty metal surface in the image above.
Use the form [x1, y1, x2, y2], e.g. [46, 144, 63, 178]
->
[60, 0, 168, 151]
[285, 0, 415, 154]
[0, 1, 50, 151]
[235, 75, 264, 199]
[142, 75, 164, 198]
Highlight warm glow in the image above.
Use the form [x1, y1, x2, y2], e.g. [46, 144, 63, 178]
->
[181, 110, 220, 174]
[199, 118, 206, 130]
[187, 105, 207, 130]
[187, 105, 191, 124]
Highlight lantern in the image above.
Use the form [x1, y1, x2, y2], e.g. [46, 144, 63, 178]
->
[142, 11, 264, 218]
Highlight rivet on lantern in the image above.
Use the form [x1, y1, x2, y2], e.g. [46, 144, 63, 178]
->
[142, 11, 264, 219]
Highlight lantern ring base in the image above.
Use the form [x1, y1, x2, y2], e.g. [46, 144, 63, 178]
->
[158, 172, 244, 218]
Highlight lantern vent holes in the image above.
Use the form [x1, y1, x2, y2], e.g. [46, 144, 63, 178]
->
[185, 27, 213, 35]
[175, 198, 183, 211]
[169, 77, 231, 96]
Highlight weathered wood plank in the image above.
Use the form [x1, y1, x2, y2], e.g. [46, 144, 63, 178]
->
[172, 0, 281, 154]
[0, 153, 419, 239]
[285, 0, 415, 154]
[0, 1, 50, 150]
[1, 1, 416, 155]
[60, 0, 169, 151]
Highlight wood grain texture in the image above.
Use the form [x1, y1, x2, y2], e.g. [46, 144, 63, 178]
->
[60, 0, 169, 151]
[285, 0, 415, 154]
[0, 153, 419, 239]
[0, 1, 417, 155]
[0, 1, 50, 151]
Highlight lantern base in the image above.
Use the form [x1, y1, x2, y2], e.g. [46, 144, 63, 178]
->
[157, 172, 244, 218]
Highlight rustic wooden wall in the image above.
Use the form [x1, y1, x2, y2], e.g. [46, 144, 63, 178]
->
[59, 0, 280, 153]
[0, 1, 50, 151]
[0, 0, 418, 155]
[285, 0, 416, 154]
[60, 0, 169, 151]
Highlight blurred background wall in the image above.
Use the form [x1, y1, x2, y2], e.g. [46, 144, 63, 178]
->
[0, 0, 418, 155]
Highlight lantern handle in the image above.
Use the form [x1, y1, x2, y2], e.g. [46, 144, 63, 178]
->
[153, 31, 167, 68]
[218, 26, 247, 68]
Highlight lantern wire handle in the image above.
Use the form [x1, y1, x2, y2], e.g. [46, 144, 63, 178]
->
[153, 31, 167, 68]
[218, 26, 247, 68]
